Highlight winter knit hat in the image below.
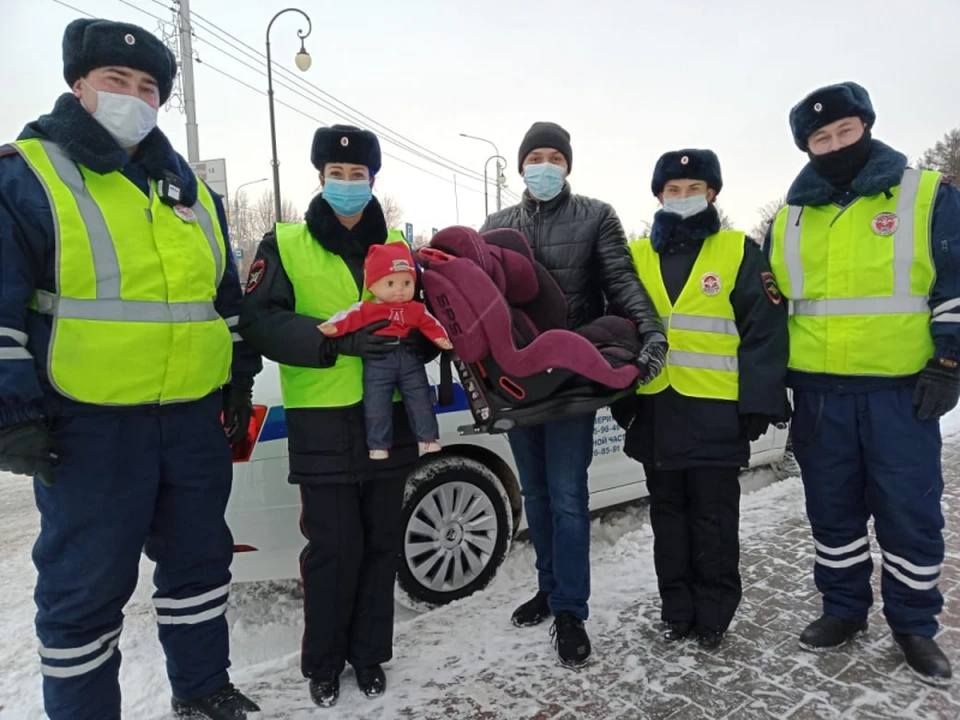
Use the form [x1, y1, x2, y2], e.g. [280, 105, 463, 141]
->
[789, 81, 876, 151]
[312, 124, 382, 175]
[365, 242, 416, 289]
[517, 121, 573, 174]
[62, 18, 178, 104]
[651, 149, 723, 196]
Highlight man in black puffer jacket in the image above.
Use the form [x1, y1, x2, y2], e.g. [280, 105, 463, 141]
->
[480, 121, 667, 668]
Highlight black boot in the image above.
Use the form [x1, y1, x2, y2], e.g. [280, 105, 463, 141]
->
[894, 634, 953, 686]
[550, 612, 591, 668]
[356, 665, 387, 698]
[309, 669, 340, 709]
[696, 628, 724, 651]
[662, 621, 692, 642]
[511, 590, 552, 628]
[171, 683, 260, 719]
[799, 614, 868, 652]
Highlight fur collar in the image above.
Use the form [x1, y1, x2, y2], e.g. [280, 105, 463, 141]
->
[786, 139, 907, 207]
[19, 93, 198, 206]
[650, 204, 721, 253]
[304, 193, 387, 259]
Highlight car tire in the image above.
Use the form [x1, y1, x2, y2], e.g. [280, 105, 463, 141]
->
[396, 455, 513, 611]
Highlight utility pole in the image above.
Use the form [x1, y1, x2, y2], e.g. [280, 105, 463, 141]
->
[177, 0, 200, 162]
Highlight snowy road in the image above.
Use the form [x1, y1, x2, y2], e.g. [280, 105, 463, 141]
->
[2, 420, 960, 718]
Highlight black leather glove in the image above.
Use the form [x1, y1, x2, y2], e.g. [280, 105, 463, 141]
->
[636, 332, 668, 386]
[0, 420, 59, 486]
[914, 357, 960, 421]
[222, 384, 254, 445]
[740, 414, 773, 442]
[330, 319, 393, 361]
[400, 329, 442, 364]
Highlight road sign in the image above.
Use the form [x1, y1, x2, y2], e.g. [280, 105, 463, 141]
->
[189, 158, 229, 200]
[432, 227, 438, 237]
[405, 222, 413, 244]
[234, 248, 243, 259]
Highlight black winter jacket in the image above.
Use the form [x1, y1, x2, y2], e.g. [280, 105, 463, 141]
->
[480, 186, 663, 337]
[620, 207, 790, 470]
[238, 195, 429, 485]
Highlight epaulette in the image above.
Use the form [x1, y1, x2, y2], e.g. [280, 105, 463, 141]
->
[941, 174, 956, 186]
[0, 144, 17, 159]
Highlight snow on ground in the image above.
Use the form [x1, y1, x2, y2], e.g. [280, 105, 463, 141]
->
[0, 465, 804, 719]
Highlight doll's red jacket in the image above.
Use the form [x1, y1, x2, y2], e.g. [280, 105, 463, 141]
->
[326, 300, 449, 343]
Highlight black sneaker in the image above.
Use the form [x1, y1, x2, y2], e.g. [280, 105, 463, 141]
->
[799, 614, 868, 652]
[662, 621, 693, 642]
[696, 629, 724, 651]
[511, 590, 552, 628]
[171, 683, 260, 719]
[550, 612, 591, 668]
[309, 669, 340, 709]
[894, 634, 953, 686]
[356, 665, 387, 698]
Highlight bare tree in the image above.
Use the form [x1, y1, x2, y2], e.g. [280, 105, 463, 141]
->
[412, 231, 432, 249]
[715, 204, 736, 231]
[918, 128, 960, 186]
[749, 196, 787, 244]
[229, 190, 300, 282]
[379, 194, 404, 230]
[627, 220, 653, 241]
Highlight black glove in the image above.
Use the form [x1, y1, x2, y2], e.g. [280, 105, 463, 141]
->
[330, 320, 393, 361]
[0, 420, 59, 486]
[740, 414, 773, 442]
[400, 328, 442, 364]
[636, 332, 668, 386]
[222, 384, 254, 445]
[914, 358, 960, 421]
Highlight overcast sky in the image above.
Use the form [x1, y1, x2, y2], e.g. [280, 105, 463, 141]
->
[3, 0, 959, 238]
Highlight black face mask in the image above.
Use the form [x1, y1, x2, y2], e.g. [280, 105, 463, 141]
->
[807, 130, 873, 189]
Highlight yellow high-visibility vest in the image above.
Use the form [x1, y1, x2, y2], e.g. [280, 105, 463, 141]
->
[629, 231, 744, 400]
[769, 168, 940, 376]
[13, 138, 231, 405]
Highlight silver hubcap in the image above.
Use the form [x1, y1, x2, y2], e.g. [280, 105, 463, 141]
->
[404, 481, 499, 593]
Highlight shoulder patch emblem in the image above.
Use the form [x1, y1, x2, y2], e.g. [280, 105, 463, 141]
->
[761, 271, 782, 305]
[245, 258, 266, 294]
[871, 212, 899, 236]
[700, 272, 721, 297]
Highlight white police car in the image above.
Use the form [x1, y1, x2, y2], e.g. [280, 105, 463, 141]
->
[226, 360, 792, 610]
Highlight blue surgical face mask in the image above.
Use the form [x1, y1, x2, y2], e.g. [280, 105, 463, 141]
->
[322, 178, 373, 217]
[662, 193, 709, 219]
[523, 162, 566, 202]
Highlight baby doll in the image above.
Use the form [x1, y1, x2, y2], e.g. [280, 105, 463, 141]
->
[320, 242, 453, 460]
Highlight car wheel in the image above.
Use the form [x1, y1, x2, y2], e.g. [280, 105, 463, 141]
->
[396, 455, 513, 611]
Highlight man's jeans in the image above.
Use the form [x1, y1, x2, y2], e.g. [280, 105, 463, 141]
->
[508, 411, 596, 620]
[363, 347, 439, 450]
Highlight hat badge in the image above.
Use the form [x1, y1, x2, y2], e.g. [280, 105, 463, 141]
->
[340, 136, 349, 147]
[680, 155, 690, 165]
[813, 102, 823, 113]
[124, 33, 136, 46]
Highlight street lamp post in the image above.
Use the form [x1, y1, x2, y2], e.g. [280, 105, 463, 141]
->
[460, 133, 503, 216]
[233, 177, 269, 205]
[266, 8, 313, 224]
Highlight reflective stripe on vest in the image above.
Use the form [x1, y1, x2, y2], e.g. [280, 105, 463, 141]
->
[276, 224, 408, 409]
[14, 138, 232, 405]
[629, 230, 744, 400]
[769, 168, 939, 376]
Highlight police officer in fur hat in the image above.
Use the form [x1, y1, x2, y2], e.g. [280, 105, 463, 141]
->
[764, 81, 960, 684]
[0, 18, 261, 719]
[240, 124, 438, 708]
[618, 149, 789, 650]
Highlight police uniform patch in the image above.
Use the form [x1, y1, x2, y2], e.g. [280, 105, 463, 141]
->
[700, 272, 721, 296]
[761, 271, 782, 305]
[246, 258, 266, 293]
[871, 212, 898, 236]
[173, 204, 197, 223]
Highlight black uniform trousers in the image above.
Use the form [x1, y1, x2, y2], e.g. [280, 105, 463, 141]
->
[293, 403, 417, 678]
[644, 465, 742, 633]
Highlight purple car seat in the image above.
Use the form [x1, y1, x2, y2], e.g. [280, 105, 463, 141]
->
[417, 226, 644, 433]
